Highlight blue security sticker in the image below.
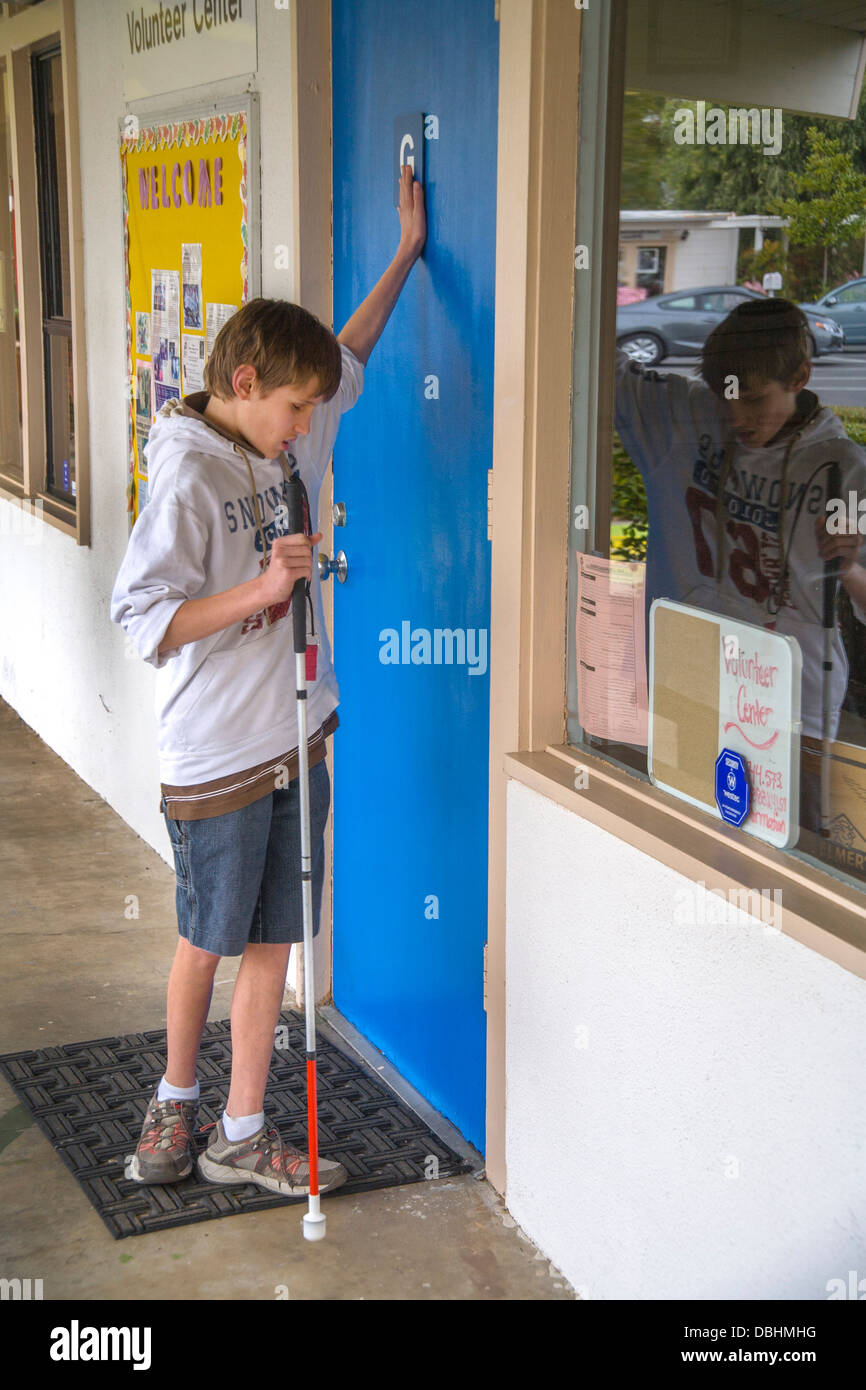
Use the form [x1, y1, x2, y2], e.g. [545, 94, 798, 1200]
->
[714, 748, 750, 827]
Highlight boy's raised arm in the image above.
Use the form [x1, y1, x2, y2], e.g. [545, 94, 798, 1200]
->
[336, 164, 426, 367]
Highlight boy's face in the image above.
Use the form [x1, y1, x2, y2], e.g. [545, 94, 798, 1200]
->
[724, 363, 811, 448]
[235, 368, 326, 459]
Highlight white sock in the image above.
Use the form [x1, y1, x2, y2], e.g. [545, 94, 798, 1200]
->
[222, 1109, 265, 1142]
[157, 1076, 200, 1102]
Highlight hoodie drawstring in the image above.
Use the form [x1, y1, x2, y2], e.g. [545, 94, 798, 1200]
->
[714, 396, 823, 615]
[232, 441, 314, 631]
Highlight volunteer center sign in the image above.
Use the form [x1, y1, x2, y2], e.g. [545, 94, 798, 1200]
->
[122, 1, 257, 100]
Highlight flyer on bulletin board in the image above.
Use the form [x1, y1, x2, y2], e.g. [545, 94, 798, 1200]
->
[120, 110, 251, 526]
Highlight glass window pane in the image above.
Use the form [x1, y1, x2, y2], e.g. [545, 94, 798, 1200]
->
[46, 327, 73, 498]
[569, 42, 866, 897]
[47, 52, 70, 322]
[33, 46, 74, 501]
[0, 59, 23, 484]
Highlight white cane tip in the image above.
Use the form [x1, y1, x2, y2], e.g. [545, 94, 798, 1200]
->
[302, 1211, 326, 1241]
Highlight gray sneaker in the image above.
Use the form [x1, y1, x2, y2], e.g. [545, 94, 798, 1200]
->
[197, 1117, 348, 1197]
[126, 1089, 199, 1184]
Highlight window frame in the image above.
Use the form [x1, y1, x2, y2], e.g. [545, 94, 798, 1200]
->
[0, 0, 89, 544]
[494, 0, 866, 989]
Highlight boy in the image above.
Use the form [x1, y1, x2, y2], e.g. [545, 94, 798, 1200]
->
[110, 166, 425, 1194]
[614, 296, 866, 832]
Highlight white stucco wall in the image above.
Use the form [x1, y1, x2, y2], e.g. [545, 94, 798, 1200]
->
[671, 226, 738, 290]
[504, 777, 866, 1301]
[0, 0, 299, 864]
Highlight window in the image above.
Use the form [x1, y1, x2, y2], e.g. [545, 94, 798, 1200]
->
[32, 43, 73, 503]
[567, 1, 866, 909]
[659, 293, 697, 310]
[636, 243, 665, 295]
[701, 290, 753, 313]
[0, 56, 22, 485]
[834, 282, 866, 305]
[0, 0, 87, 542]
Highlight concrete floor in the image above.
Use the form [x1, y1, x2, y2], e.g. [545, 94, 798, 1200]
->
[0, 699, 575, 1300]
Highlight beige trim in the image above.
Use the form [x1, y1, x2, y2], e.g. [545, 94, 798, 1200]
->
[291, 0, 333, 327]
[290, 0, 335, 1013]
[0, 0, 89, 544]
[505, 745, 866, 982]
[486, 0, 582, 1197]
[8, 39, 44, 497]
[58, 0, 88, 545]
[594, 7, 626, 555]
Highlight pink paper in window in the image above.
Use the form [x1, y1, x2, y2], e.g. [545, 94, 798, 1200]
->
[576, 553, 649, 745]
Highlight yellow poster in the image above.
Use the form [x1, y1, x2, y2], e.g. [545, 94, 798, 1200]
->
[121, 110, 250, 526]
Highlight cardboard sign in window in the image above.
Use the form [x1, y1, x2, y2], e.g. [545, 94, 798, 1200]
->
[648, 600, 802, 850]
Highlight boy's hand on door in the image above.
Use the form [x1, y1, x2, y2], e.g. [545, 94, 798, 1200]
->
[398, 163, 426, 261]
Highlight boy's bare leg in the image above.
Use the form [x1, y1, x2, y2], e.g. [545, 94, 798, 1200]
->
[226, 941, 292, 1119]
[164, 936, 221, 1089]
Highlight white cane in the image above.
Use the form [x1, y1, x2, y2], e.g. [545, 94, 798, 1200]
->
[286, 475, 326, 1240]
[821, 462, 842, 837]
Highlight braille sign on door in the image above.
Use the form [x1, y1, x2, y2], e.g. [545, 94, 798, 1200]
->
[394, 113, 425, 206]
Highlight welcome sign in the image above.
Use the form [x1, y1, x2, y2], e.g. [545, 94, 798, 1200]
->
[122, 1, 257, 100]
[648, 601, 801, 849]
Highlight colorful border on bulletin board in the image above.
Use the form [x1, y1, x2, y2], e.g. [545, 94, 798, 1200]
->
[120, 111, 249, 527]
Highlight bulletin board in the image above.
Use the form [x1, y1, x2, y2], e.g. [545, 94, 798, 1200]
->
[119, 99, 259, 528]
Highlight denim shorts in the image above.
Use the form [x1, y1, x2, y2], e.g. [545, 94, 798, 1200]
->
[160, 759, 331, 957]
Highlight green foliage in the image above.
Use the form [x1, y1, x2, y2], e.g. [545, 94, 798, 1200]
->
[770, 130, 866, 294]
[828, 406, 866, 448]
[738, 233, 866, 304]
[611, 432, 648, 562]
[655, 88, 866, 216]
[620, 92, 670, 209]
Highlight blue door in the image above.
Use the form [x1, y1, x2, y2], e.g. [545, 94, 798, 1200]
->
[331, 0, 498, 1152]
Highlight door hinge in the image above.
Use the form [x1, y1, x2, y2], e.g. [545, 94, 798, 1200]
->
[483, 941, 488, 1011]
[494, 0, 500, 20]
[487, 468, 493, 540]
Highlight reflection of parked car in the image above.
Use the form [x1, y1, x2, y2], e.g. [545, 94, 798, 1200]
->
[616, 285, 844, 366]
[799, 277, 866, 347]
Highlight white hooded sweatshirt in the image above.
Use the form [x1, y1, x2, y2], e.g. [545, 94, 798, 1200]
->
[110, 342, 364, 786]
[614, 348, 866, 739]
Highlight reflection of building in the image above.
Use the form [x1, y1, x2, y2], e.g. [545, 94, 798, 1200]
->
[618, 211, 788, 294]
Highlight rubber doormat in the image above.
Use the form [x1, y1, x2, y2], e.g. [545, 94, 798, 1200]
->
[0, 1011, 474, 1239]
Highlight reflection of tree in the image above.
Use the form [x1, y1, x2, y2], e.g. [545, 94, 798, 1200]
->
[773, 130, 866, 296]
[610, 431, 648, 563]
[656, 90, 866, 216]
[620, 91, 668, 209]
[621, 87, 866, 297]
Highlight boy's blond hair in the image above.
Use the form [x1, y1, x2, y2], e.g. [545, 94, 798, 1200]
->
[699, 297, 811, 397]
[203, 297, 343, 402]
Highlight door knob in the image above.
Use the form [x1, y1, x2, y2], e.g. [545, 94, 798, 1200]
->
[318, 550, 348, 583]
